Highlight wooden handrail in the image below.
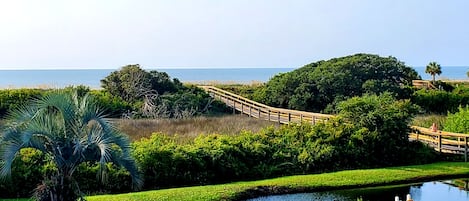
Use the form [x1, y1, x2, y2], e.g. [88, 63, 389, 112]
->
[200, 86, 334, 124]
[200, 85, 468, 160]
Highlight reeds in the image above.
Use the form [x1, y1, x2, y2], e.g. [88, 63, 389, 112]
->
[114, 115, 278, 141]
[411, 114, 447, 130]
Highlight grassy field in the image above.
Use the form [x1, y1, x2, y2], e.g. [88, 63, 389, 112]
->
[411, 114, 447, 129]
[114, 115, 278, 141]
[81, 162, 469, 201]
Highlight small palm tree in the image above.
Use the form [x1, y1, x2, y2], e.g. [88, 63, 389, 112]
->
[425, 61, 442, 82]
[0, 90, 142, 201]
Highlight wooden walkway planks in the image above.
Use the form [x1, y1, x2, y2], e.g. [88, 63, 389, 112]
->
[200, 86, 469, 160]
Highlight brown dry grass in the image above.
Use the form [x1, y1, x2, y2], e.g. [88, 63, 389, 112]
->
[113, 115, 278, 142]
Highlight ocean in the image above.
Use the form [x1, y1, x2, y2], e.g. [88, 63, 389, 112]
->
[0, 66, 467, 89]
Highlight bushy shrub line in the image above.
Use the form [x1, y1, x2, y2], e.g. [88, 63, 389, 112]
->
[0, 89, 45, 118]
[0, 87, 228, 119]
[411, 87, 469, 114]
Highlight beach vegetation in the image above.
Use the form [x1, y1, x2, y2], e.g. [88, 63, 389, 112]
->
[411, 87, 469, 114]
[444, 106, 469, 134]
[100, 64, 227, 118]
[252, 53, 420, 113]
[0, 90, 141, 201]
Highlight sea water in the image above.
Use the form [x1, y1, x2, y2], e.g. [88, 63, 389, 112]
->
[0, 66, 467, 89]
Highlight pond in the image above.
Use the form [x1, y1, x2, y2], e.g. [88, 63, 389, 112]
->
[246, 179, 469, 201]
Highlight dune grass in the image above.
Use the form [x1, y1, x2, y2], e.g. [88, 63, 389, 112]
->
[82, 162, 469, 201]
[411, 114, 447, 129]
[114, 115, 278, 141]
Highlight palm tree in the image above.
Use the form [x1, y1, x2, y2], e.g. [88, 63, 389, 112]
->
[0, 90, 141, 201]
[425, 61, 442, 82]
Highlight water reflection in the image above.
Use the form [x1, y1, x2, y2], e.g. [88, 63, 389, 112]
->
[247, 179, 469, 201]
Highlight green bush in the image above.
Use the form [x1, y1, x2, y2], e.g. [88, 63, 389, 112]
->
[0, 148, 48, 198]
[411, 88, 469, 114]
[444, 106, 469, 134]
[0, 89, 45, 118]
[337, 93, 420, 166]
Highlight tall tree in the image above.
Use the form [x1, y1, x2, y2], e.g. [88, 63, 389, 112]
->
[0, 90, 141, 201]
[425, 61, 442, 82]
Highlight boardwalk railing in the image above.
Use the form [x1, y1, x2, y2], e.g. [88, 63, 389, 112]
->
[200, 86, 333, 124]
[412, 80, 436, 89]
[409, 126, 469, 161]
[200, 86, 469, 160]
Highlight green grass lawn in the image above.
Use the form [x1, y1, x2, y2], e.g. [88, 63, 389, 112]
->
[88, 162, 469, 201]
[2, 162, 469, 201]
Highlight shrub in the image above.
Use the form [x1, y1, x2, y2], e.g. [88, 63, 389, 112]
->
[0, 89, 45, 118]
[336, 93, 420, 166]
[444, 106, 469, 134]
[411, 88, 469, 114]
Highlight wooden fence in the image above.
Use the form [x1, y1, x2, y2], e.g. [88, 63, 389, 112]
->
[200, 86, 333, 124]
[409, 126, 468, 161]
[200, 86, 469, 160]
[412, 80, 436, 89]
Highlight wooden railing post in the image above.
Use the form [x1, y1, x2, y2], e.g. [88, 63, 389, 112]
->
[241, 103, 244, 115]
[258, 108, 261, 119]
[465, 137, 468, 162]
[312, 116, 316, 125]
[288, 113, 291, 123]
[300, 114, 303, 122]
[233, 100, 236, 114]
[277, 112, 281, 124]
[249, 106, 252, 117]
[268, 110, 271, 121]
[438, 134, 442, 153]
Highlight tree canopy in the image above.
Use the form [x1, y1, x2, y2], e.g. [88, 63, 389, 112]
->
[100, 64, 181, 103]
[253, 53, 420, 113]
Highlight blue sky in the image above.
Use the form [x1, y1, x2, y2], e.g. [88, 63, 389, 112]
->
[0, 0, 468, 69]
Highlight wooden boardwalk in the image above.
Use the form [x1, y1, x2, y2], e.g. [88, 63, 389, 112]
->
[200, 86, 469, 161]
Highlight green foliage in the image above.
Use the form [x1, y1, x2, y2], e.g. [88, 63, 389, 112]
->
[89, 90, 133, 118]
[216, 84, 264, 100]
[100, 65, 223, 118]
[100, 64, 180, 102]
[0, 148, 49, 198]
[444, 106, 469, 134]
[0, 90, 141, 200]
[0, 89, 44, 118]
[411, 88, 469, 114]
[255, 53, 420, 113]
[336, 93, 420, 166]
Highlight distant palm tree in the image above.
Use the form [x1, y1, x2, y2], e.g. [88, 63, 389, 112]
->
[467, 70, 469, 78]
[425, 62, 442, 82]
[0, 90, 142, 201]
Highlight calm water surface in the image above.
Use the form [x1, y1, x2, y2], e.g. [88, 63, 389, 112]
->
[247, 179, 469, 201]
[0, 66, 467, 89]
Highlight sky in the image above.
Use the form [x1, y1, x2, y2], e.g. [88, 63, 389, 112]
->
[0, 0, 468, 69]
